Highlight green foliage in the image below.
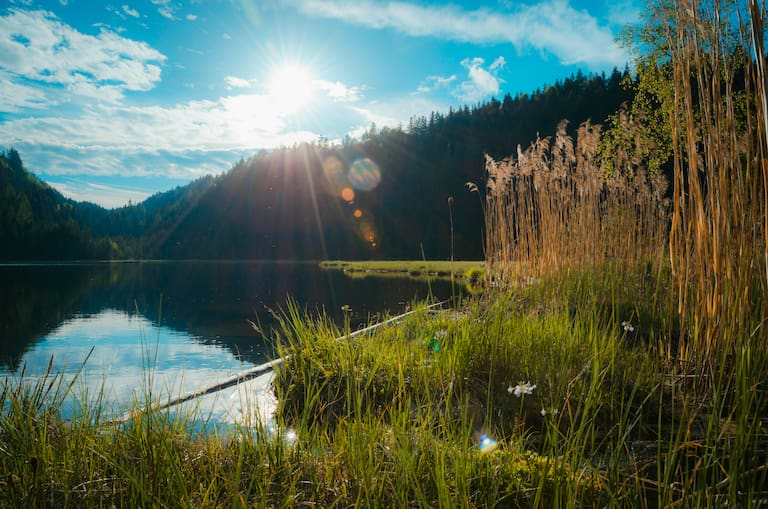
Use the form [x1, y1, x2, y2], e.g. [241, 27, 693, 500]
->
[0, 150, 118, 260]
[464, 267, 484, 283]
[599, 2, 678, 180]
[3, 69, 635, 261]
[598, 64, 674, 178]
[2, 261, 767, 506]
[464, 267, 485, 295]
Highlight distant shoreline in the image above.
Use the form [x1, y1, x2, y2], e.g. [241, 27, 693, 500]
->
[319, 260, 484, 279]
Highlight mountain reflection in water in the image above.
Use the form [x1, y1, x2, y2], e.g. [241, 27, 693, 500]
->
[1, 261, 456, 424]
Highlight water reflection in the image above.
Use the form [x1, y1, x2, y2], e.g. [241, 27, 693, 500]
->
[1, 261, 456, 427]
[10, 310, 259, 420]
[173, 372, 278, 430]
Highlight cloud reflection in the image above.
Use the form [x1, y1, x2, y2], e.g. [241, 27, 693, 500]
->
[3, 309, 273, 425]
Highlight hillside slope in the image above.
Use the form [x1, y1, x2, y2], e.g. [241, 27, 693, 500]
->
[1, 69, 635, 261]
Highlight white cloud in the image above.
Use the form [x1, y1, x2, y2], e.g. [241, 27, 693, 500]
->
[224, 74, 362, 101]
[0, 9, 166, 104]
[314, 79, 364, 102]
[415, 74, 456, 94]
[122, 4, 140, 18]
[224, 75, 254, 89]
[606, 0, 641, 27]
[455, 57, 503, 103]
[1, 80, 438, 196]
[287, 0, 627, 68]
[158, 7, 175, 20]
[0, 71, 51, 111]
[490, 56, 506, 71]
[151, 0, 177, 20]
[49, 179, 151, 208]
[348, 94, 447, 134]
[186, 14, 198, 21]
[0, 91, 324, 172]
[66, 81, 125, 103]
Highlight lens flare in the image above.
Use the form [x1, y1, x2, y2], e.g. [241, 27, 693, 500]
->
[353, 209, 363, 218]
[359, 221, 376, 243]
[321, 155, 347, 196]
[348, 158, 381, 191]
[341, 187, 355, 202]
[478, 434, 498, 454]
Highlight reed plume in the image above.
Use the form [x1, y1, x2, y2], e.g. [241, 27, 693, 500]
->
[484, 118, 669, 284]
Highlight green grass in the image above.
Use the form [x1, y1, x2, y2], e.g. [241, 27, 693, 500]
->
[320, 259, 484, 279]
[2, 261, 767, 507]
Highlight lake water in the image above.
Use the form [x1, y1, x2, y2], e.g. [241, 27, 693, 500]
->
[0, 261, 457, 429]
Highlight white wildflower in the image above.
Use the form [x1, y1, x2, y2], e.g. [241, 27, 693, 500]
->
[622, 321, 635, 332]
[508, 381, 537, 397]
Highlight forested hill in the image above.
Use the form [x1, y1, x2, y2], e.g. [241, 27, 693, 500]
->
[1, 68, 635, 261]
[0, 149, 117, 260]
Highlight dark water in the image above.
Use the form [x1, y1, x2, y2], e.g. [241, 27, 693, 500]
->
[0, 261, 454, 421]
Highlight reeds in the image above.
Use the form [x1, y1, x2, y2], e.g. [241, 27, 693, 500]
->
[660, 0, 768, 373]
[483, 118, 670, 285]
[483, 1, 768, 378]
[471, 2, 768, 503]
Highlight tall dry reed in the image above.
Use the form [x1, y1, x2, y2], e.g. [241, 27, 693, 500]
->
[483, 118, 669, 284]
[661, 0, 768, 372]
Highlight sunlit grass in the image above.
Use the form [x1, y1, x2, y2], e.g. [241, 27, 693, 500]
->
[5, 3, 768, 497]
[320, 260, 484, 278]
[2, 261, 767, 506]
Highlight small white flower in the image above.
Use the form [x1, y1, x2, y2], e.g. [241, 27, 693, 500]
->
[541, 408, 558, 416]
[508, 381, 537, 397]
[622, 321, 635, 332]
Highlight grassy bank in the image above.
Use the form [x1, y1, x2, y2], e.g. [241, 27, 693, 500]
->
[2, 260, 766, 507]
[320, 260, 484, 280]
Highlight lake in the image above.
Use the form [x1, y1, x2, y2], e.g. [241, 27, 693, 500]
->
[0, 261, 458, 429]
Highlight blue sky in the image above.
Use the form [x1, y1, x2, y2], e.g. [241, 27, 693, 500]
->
[0, 0, 639, 208]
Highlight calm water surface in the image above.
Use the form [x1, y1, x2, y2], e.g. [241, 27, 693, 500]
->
[1, 261, 456, 426]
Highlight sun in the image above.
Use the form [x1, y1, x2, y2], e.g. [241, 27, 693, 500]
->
[268, 64, 314, 114]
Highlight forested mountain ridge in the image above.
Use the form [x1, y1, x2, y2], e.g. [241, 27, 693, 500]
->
[1, 69, 636, 261]
[0, 149, 117, 260]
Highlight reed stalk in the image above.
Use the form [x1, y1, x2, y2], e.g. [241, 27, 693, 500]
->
[659, 0, 768, 374]
[483, 119, 669, 285]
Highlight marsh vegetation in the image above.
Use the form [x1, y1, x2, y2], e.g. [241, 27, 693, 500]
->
[3, 1, 768, 507]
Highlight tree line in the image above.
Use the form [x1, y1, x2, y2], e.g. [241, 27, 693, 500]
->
[0, 68, 638, 261]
